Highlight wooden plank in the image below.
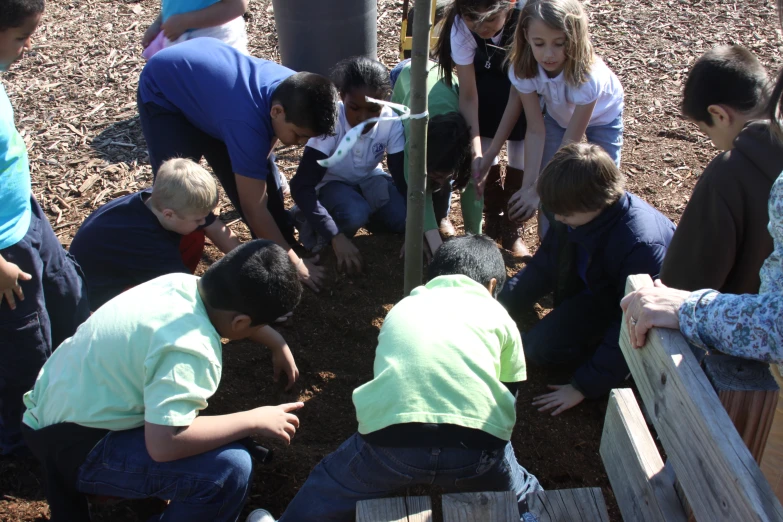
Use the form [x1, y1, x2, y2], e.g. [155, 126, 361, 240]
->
[442, 491, 517, 521]
[356, 496, 433, 522]
[527, 488, 610, 522]
[620, 274, 783, 521]
[704, 354, 779, 462]
[600, 389, 687, 521]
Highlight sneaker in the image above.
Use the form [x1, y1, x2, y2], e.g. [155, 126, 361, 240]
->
[246, 508, 275, 522]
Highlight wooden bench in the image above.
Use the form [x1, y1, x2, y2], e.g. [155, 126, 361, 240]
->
[356, 488, 609, 521]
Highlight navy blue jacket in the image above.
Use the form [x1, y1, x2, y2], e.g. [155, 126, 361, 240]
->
[508, 192, 675, 398]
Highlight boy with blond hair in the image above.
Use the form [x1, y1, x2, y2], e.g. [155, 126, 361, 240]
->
[70, 157, 240, 311]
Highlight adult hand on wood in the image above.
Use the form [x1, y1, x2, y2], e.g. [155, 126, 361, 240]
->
[508, 185, 539, 222]
[533, 384, 585, 416]
[0, 257, 31, 310]
[620, 279, 690, 349]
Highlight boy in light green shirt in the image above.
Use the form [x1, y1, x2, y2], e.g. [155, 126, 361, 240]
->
[273, 235, 541, 522]
[22, 240, 303, 522]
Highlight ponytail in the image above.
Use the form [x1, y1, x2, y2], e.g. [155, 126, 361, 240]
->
[434, 3, 460, 87]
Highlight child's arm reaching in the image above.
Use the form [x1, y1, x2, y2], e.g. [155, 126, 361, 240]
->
[455, 64, 485, 178]
[144, 402, 303, 462]
[203, 219, 241, 254]
[561, 101, 598, 148]
[0, 253, 32, 310]
[477, 90, 523, 196]
[250, 325, 299, 390]
[508, 92, 547, 222]
[162, 0, 248, 42]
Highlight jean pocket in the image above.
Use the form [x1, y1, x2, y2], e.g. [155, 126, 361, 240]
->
[0, 311, 47, 385]
[453, 449, 511, 491]
[346, 440, 414, 491]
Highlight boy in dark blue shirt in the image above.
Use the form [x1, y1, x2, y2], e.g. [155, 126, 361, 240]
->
[70, 158, 240, 311]
[499, 143, 675, 415]
[137, 38, 338, 292]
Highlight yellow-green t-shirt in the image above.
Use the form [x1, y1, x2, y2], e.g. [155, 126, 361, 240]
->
[23, 273, 222, 431]
[352, 274, 526, 441]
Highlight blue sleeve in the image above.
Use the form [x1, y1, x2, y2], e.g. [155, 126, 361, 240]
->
[221, 120, 271, 180]
[498, 229, 556, 321]
[290, 146, 340, 240]
[571, 242, 668, 397]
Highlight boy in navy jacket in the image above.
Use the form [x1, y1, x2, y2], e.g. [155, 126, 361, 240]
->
[499, 143, 675, 414]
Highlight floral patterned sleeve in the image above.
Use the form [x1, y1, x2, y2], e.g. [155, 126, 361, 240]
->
[677, 172, 783, 363]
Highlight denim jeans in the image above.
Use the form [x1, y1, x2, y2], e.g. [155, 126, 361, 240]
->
[541, 111, 624, 171]
[278, 433, 542, 521]
[0, 197, 89, 454]
[76, 428, 253, 522]
[318, 176, 407, 238]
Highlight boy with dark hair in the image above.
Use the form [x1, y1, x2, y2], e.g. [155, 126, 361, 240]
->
[0, 0, 90, 455]
[391, 59, 479, 255]
[500, 143, 675, 415]
[22, 240, 304, 522]
[661, 45, 782, 294]
[253, 234, 540, 522]
[137, 38, 339, 292]
[71, 158, 241, 311]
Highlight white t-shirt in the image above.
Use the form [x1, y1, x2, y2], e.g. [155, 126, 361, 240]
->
[450, 15, 504, 66]
[508, 57, 624, 128]
[307, 102, 405, 188]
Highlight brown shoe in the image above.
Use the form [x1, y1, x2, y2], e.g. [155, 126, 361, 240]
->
[439, 216, 457, 238]
[483, 164, 504, 240]
[501, 166, 531, 258]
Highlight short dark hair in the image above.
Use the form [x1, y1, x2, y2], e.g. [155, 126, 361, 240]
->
[0, 0, 44, 31]
[682, 45, 769, 125]
[537, 143, 624, 216]
[272, 72, 339, 136]
[200, 240, 302, 326]
[427, 112, 472, 191]
[331, 56, 391, 98]
[427, 234, 506, 297]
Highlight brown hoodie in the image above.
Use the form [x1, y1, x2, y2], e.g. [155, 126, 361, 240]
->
[661, 120, 782, 294]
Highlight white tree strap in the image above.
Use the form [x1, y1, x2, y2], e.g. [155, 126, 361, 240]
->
[317, 96, 428, 168]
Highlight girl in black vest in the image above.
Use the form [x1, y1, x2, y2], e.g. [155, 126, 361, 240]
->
[435, 0, 529, 257]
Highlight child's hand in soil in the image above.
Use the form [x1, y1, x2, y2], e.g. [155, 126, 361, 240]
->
[332, 233, 363, 274]
[298, 255, 325, 292]
[0, 256, 32, 310]
[252, 402, 304, 444]
[272, 344, 299, 391]
[532, 384, 584, 416]
[161, 14, 189, 42]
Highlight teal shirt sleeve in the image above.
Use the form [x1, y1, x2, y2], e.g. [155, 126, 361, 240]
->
[144, 344, 221, 426]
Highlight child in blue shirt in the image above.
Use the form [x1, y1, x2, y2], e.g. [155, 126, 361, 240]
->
[137, 38, 339, 292]
[290, 57, 406, 273]
[70, 158, 240, 311]
[0, 0, 89, 455]
[141, 0, 249, 58]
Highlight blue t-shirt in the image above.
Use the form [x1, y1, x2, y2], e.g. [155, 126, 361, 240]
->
[138, 38, 293, 180]
[0, 83, 31, 250]
[70, 190, 193, 311]
[162, 0, 220, 22]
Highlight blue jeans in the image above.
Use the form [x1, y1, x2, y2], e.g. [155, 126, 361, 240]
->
[278, 433, 542, 521]
[541, 111, 624, 171]
[0, 197, 89, 454]
[318, 176, 407, 238]
[76, 428, 253, 522]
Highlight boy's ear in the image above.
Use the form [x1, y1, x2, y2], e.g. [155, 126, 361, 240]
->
[230, 314, 253, 333]
[707, 104, 732, 126]
[486, 277, 498, 297]
[270, 103, 285, 120]
[161, 208, 176, 219]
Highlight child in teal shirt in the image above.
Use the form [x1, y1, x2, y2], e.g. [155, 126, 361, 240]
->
[264, 235, 541, 522]
[0, 0, 89, 455]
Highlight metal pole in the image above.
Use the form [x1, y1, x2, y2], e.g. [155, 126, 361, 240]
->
[402, 0, 433, 295]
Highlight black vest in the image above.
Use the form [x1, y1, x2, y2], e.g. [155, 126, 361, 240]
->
[471, 9, 527, 140]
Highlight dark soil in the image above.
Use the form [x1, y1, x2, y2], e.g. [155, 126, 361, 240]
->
[2, 0, 783, 521]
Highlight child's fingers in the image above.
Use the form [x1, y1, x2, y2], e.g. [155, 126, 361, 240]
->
[285, 413, 301, 429]
[18, 270, 32, 281]
[279, 401, 305, 413]
[2, 289, 17, 310]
